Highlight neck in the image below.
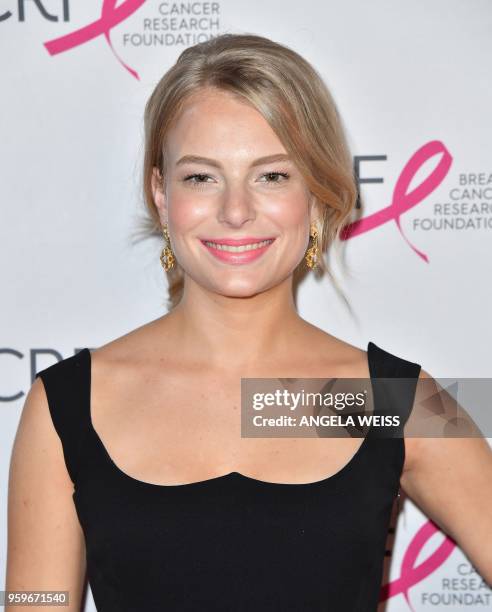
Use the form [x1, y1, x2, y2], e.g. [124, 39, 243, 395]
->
[159, 276, 310, 370]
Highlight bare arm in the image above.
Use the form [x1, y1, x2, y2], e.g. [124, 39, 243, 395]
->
[5, 377, 86, 611]
[401, 369, 492, 586]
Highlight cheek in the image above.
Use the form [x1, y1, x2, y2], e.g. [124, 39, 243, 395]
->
[167, 190, 209, 231]
[268, 188, 311, 236]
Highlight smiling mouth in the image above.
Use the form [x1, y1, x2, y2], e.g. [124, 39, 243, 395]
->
[199, 237, 276, 264]
[202, 239, 275, 253]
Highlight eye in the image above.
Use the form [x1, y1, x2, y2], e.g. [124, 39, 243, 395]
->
[259, 171, 290, 185]
[182, 173, 214, 187]
[182, 171, 290, 188]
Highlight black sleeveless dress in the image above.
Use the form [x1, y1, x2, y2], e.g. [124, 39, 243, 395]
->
[34, 341, 421, 612]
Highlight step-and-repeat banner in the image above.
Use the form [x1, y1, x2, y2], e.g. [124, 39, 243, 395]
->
[1, 1, 491, 610]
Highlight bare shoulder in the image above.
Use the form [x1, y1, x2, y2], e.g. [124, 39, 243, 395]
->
[300, 324, 370, 376]
[402, 367, 436, 472]
[86, 313, 184, 423]
[89, 313, 176, 374]
[12, 376, 66, 476]
[401, 367, 486, 476]
[10, 370, 79, 493]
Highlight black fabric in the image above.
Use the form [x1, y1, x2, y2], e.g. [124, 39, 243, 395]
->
[35, 341, 421, 612]
[35, 348, 89, 484]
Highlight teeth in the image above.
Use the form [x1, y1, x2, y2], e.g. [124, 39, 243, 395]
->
[204, 239, 273, 252]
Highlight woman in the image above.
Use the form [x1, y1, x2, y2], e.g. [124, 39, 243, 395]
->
[6, 33, 492, 611]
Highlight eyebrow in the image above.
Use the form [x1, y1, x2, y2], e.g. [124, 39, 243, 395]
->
[175, 153, 292, 169]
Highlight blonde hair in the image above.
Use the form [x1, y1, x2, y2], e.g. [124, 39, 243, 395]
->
[137, 33, 357, 310]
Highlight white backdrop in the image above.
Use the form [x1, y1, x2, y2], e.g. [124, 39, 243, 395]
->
[1, 1, 492, 610]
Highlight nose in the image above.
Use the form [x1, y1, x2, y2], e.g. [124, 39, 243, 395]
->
[217, 182, 256, 227]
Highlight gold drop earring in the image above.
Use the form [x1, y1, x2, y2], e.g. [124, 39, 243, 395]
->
[305, 222, 319, 269]
[160, 223, 175, 271]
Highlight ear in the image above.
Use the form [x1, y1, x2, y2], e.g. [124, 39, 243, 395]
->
[309, 193, 321, 226]
[151, 166, 167, 224]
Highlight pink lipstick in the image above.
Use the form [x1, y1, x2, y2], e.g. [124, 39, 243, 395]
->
[200, 236, 276, 265]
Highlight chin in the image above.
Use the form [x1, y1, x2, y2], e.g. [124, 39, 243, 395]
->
[210, 281, 268, 299]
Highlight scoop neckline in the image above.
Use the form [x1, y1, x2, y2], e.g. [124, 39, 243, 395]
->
[80, 341, 379, 490]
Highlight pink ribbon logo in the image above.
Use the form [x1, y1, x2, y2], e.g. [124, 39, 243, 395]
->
[341, 141, 453, 262]
[43, 0, 146, 80]
[380, 519, 456, 610]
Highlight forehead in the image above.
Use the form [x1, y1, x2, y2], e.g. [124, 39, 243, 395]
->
[164, 88, 286, 162]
